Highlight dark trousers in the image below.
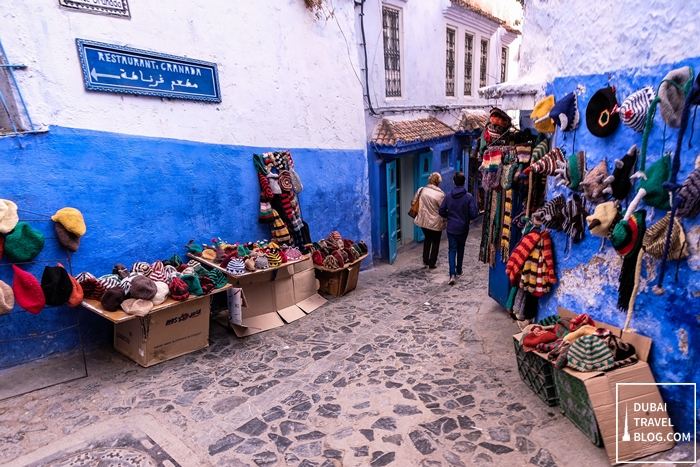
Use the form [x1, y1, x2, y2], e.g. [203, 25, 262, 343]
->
[447, 231, 469, 277]
[421, 227, 442, 267]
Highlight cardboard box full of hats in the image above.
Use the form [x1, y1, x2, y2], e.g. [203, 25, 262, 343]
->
[514, 307, 674, 465]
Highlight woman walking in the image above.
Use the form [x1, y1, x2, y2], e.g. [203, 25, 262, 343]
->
[411, 172, 447, 269]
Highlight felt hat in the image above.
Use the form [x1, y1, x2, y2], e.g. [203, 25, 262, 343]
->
[169, 277, 190, 301]
[254, 255, 269, 270]
[58, 263, 84, 307]
[41, 265, 73, 307]
[0, 280, 15, 315]
[151, 281, 170, 306]
[51, 207, 86, 236]
[586, 201, 619, 237]
[643, 212, 688, 260]
[562, 194, 589, 243]
[610, 145, 638, 200]
[130, 275, 157, 300]
[169, 254, 183, 267]
[101, 286, 125, 312]
[530, 95, 556, 133]
[567, 335, 615, 372]
[586, 87, 620, 137]
[0, 199, 19, 234]
[619, 87, 655, 132]
[207, 268, 227, 289]
[76, 272, 106, 300]
[604, 335, 638, 369]
[163, 265, 178, 284]
[201, 249, 217, 261]
[131, 262, 153, 277]
[121, 298, 153, 316]
[54, 223, 81, 253]
[149, 261, 168, 283]
[112, 263, 129, 279]
[12, 265, 45, 314]
[676, 162, 700, 218]
[536, 92, 579, 132]
[638, 155, 671, 210]
[610, 210, 646, 258]
[199, 275, 214, 295]
[4, 222, 45, 263]
[658, 66, 694, 128]
[580, 159, 613, 203]
[226, 257, 246, 276]
[323, 254, 339, 269]
[181, 274, 203, 296]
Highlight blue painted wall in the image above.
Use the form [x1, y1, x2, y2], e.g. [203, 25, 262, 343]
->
[0, 126, 370, 368]
[537, 59, 700, 434]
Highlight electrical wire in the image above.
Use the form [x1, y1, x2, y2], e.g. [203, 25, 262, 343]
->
[356, 0, 377, 115]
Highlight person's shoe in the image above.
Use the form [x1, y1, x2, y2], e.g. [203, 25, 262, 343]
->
[448, 276, 456, 285]
[456, 270, 463, 277]
[429, 265, 438, 270]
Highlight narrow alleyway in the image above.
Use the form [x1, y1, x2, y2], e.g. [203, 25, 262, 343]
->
[0, 228, 693, 467]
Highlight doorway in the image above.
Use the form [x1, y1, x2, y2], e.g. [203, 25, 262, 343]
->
[397, 155, 415, 246]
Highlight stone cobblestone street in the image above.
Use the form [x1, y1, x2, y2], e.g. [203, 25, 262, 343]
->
[0, 228, 694, 467]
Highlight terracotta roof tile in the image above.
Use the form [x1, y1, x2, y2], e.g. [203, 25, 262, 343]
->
[372, 116, 455, 146]
[454, 109, 489, 132]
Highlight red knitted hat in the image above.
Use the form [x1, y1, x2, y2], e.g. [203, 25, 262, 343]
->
[0, 235, 4, 260]
[199, 275, 214, 295]
[312, 250, 323, 265]
[343, 239, 355, 249]
[332, 250, 345, 268]
[12, 265, 46, 314]
[522, 328, 558, 351]
[569, 313, 595, 332]
[169, 277, 190, 301]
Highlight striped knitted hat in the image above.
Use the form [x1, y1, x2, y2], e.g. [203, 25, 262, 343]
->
[163, 265, 178, 284]
[323, 254, 339, 269]
[226, 257, 246, 275]
[562, 194, 589, 243]
[267, 251, 282, 268]
[168, 277, 190, 301]
[131, 262, 152, 277]
[676, 161, 700, 218]
[332, 250, 345, 268]
[76, 272, 106, 300]
[526, 148, 564, 176]
[604, 335, 638, 369]
[530, 95, 556, 133]
[610, 210, 646, 257]
[620, 87, 655, 132]
[534, 194, 566, 230]
[207, 268, 228, 289]
[149, 261, 168, 283]
[530, 139, 550, 164]
[610, 145, 638, 200]
[199, 275, 214, 295]
[567, 335, 615, 372]
[643, 212, 688, 260]
[98, 275, 121, 291]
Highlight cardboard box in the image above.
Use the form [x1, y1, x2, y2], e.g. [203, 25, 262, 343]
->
[293, 268, 320, 303]
[113, 296, 210, 367]
[316, 263, 361, 297]
[515, 307, 674, 465]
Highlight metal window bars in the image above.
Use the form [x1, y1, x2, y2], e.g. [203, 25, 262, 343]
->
[446, 28, 456, 97]
[0, 39, 41, 148]
[464, 33, 473, 96]
[501, 47, 507, 83]
[479, 39, 488, 88]
[382, 7, 402, 98]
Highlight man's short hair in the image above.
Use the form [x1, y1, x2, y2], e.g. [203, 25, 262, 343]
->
[454, 171, 466, 186]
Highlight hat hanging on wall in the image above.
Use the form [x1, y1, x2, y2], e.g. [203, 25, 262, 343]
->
[580, 159, 614, 203]
[41, 265, 74, 307]
[619, 87, 655, 132]
[0, 199, 19, 234]
[658, 66, 694, 128]
[586, 201, 620, 237]
[554, 151, 586, 191]
[530, 96, 556, 133]
[51, 207, 86, 237]
[609, 145, 639, 200]
[0, 280, 15, 315]
[4, 222, 45, 263]
[586, 86, 620, 137]
[533, 92, 580, 132]
[58, 263, 84, 307]
[12, 265, 46, 314]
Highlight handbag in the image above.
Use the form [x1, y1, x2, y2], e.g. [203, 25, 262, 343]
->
[408, 188, 422, 218]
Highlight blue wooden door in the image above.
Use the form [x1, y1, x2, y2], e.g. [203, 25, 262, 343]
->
[414, 151, 432, 242]
[386, 160, 398, 264]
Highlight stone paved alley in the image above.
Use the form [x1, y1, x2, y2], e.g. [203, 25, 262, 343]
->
[0, 227, 695, 467]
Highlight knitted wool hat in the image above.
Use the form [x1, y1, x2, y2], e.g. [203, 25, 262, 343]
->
[201, 249, 217, 261]
[563, 194, 589, 243]
[254, 255, 269, 270]
[163, 265, 178, 284]
[245, 257, 256, 271]
[351, 243, 364, 259]
[0, 280, 15, 315]
[199, 275, 214, 295]
[322, 254, 339, 269]
[118, 275, 135, 295]
[658, 66, 694, 128]
[279, 170, 294, 192]
[610, 145, 639, 200]
[345, 247, 357, 262]
[4, 222, 45, 263]
[180, 267, 195, 276]
[522, 327, 558, 351]
[580, 160, 613, 203]
[515, 145, 533, 167]
[130, 275, 157, 300]
[604, 335, 639, 369]
[151, 281, 170, 306]
[176, 264, 188, 273]
[586, 86, 620, 137]
[586, 201, 620, 237]
[530, 139, 550, 164]
[638, 155, 671, 210]
[267, 251, 282, 268]
[610, 210, 646, 257]
[530, 95, 556, 133]
[286, 247, 303, 261]
[312, 250, 323, 265]
[51, 207, 86, 236]
[357, 241, 368, 254]
[536, 92, 579, 132]
[558, 151, 587, 191]
[534, 195, 565, 230]
[328, 231, 343, 247]
[149, 261, 167, 283]
[569, 313, 595, 332]
[339, 248, 349, 263]
[12, 265, 45, 314]
[219, 251, 236, 269]
[226, 257, 246, 275]
[676, 159, 700, 218]
[41, 265, 73, 306]
[169, 277, 190, 301]
[0, 200, 19, 234]
[181, 274, 203, 296]
[490, 107, 512, 128]
[332, 250, 345, 268]
[100, 286, 125, 312]
[343, 238, 355, 249]
[524, 148, 564, 176]
[98, 275, 121, 291]
[185, 240, 203, 254]
[193, 264, 209, 278]
[76, 272, 106, 300]
[112, 263, 129, 279]
[620, 87, 656, 132]
[131, 262, 153, 277]
[121, 298, 153, 316]
[567, 335, 615, 372]
[643, 212, 688, 260]
[187, 259, 201, 269]
[54, 223, 81, 252]
[169, 254, 183, 267]
[58, 266, 83, 307]
[207, 268, 227, 289]
[537, 315, 561, 327]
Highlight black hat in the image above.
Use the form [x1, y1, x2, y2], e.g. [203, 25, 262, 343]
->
[101, 286, 126, 312]
[41, 266, 74, 306]
[586, 86, 620, 138]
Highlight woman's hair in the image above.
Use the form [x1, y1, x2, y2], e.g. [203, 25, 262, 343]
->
[428, 172, 442, 186]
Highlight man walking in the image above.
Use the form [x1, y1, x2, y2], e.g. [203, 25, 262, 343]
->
[439, 172, 479, 285]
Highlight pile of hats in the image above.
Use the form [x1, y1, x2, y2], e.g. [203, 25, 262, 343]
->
[308, 232, 368, 270]
[505, 229, 556, 297]
[76, 253, 227, 316]
[520, 314, 638, 372]
[0, 263, 85, 315]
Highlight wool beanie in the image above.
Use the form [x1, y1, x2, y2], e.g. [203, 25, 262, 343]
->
[323, 254, 339, 269]
[490, 107, 512, 128]
[676, 163, 700, 218]
[524, 148, 564, 176]
[332, 250, 345, 268]
[181, 274, 203, 296]
[312, 250, 323, 265]
[149, 261, 167, 283]
[534, 195, 565, 230]
[199, 275, 214, 295]
[130, 261, 153, 277]
[278, 170, 294, 192]
[176, 264, 188, 273]
[0, 199, 19, 234]
[207, 268, 227, 289]
[98, 275, 121, 291]
[562, 194, 589, 243]
[522, 326, 558, 351]
[610, 145, 639, 200]
[604, 335, 639, 369]
[536, 92, 579, 132]
[586, 86, 620, 137]
[58, 263, 84, 307]
[610, 210, 645, 257]
[244, 257, 256, 271]
[537, 315, 561, 327]
[580, 160, 613, 203]
[530, 95, 556, 133]
[620, 87, 655, 132]
[611, 210, 647, 313]
[254, 255, 269, 270]
[151, 281, 170, 306]
[121, 298, 153, 316]
[185, 239, 203, 254]
[643, 213, 688, 260]
[54, 223, 81, 252]
[169, 277, 190, 301]
[658, 66, 694, 128]
[193, 264, 209, 278]
[101, 286, 125, 312]
[180, 266, 194, 276]
[586, 201, 620, 237]
[345, 247, 357, 262]
[51, 207, 86, 236]
[169, 254, 183, 267]
[569, 313, 595, 332]
[566, 151, 587, 191]
[4, 222, 45, 263]
[530, 139, 550, 164]
[351, 243, 364, 259]
[111, 263, 129, 279]
[201, 249, 217, 261]
[357, 241, 368, 254]
[187, 259, 201, 269]
[130, 275, 157, 300]
[266, 251, 282, 268]
[638, 155, 671, 210]
[567, 335, 615, 372]
[12, 265, 45, 314]
[286, 247, 303, 261]
[41, 265, 73, 307]
[0, 280, 15, 315]
[227, 257, 246, 275]
[76, 272, 106, 300]
[328, 231, 343, 248]
[163, 265, 178, 284]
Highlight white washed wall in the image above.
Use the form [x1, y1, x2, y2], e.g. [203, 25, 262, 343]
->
[3, 0, 367, 150]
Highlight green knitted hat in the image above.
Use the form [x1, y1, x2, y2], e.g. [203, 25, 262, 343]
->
[537, 315, 560, 327]
[207, 268, 227, 289]
[169, 254, 183, 267]
[194, 264, 209, 278]
[610, 210, 645, 258]
[567, 335, 615, 372]
[4, 222, 45, 263]
[638, 155, 671, 210]
[531, 139, 550, 164]
[180, 274, 203, 296]
[567, 151, 587, 191]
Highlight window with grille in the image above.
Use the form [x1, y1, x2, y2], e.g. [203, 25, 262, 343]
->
[479, 39, 488, 88]
[441, 149, 451, 170]
[382, 7, 402, 98]
[500, 47, 507, 83]
[464, 32, 473, 96]
[445, 27, 456, 97]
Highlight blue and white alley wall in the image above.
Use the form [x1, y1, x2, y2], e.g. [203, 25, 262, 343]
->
[0, 0, 370, 367]
[520, 0, 700, 435]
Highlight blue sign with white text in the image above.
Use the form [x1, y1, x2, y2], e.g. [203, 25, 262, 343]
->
[76, 39, 221, 102]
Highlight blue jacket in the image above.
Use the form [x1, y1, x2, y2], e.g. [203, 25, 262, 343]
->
[439, 186, 479, 235]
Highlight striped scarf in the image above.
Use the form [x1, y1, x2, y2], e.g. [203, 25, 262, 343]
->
[500, 189, 513, 261]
